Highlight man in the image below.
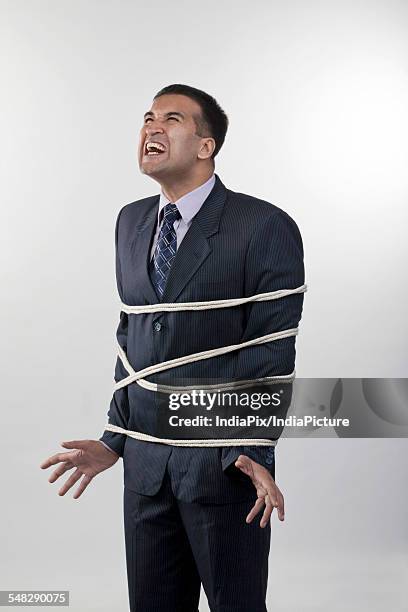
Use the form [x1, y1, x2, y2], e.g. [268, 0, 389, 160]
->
[41, 84, 305, 611]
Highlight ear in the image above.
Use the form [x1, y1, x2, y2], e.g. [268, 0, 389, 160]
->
[197, 137, 216, 160]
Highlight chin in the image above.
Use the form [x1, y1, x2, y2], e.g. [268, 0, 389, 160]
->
[140, 160, 158, 174]
[140, 166, 167, 181]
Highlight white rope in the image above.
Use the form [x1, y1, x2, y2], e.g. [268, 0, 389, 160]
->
[104, 284, 307, 447]
[115, 327, 299, 392]
[104, 424, 277, 447]
[121, 285, 307, 315]
[133, 370, 296, 393]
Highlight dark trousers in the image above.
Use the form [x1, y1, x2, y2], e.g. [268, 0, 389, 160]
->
[123, 460, 271, 612]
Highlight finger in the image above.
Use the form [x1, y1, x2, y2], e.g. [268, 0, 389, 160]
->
[73, 474, 93, 499]
[246, 497, 265, 523]
[48, 461, 75, 483]
[40, 451, 78, 469]
[276, 491, 285, 521]
[234, 454, 250, 468]
[61, 440, 87, 450]
[260, 494, 274, 528]
[58, 468, 83, 496]
[267, 483, 285, 521]
[235, 455, 254, 479]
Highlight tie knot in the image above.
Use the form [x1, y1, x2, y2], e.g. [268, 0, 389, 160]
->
[163, 202, 181, 223]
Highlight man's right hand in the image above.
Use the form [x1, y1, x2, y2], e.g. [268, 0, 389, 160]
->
[40, 440, 119, 499]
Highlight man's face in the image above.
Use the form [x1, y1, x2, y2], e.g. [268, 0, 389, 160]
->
[138, 94, 213, 179]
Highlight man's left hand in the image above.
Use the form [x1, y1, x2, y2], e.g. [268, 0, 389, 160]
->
[234, 454, 285, 527]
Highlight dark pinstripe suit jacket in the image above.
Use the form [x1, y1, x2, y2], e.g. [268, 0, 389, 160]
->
[99, 173, 305, 503]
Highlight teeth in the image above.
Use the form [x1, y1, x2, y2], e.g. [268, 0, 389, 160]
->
[146, 142, 166, 153]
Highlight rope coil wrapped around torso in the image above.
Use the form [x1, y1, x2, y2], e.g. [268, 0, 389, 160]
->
[104, 283, 307, 447]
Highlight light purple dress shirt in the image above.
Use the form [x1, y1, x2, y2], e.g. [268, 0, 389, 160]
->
[150, 173, 216, 260]
[100, 173, 216, 456]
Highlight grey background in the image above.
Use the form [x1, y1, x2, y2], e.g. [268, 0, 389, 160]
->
[1, 1, 407, 610]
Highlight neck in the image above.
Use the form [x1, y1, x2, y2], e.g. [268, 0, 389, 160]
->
[158, 166, 214, 202]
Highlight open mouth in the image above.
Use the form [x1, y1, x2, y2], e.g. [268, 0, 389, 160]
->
[144, 141, 167, 156]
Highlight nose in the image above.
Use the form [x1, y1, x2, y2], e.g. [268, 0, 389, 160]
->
[145, 123, 164, 137]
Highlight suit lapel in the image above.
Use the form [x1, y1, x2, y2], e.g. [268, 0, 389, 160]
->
[132, 173, 228, 313]
[131, 201, 161, 304]
[160, 173, 227, 305]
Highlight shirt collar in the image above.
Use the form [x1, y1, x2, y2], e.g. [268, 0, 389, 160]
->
[157, 173, 216, 225]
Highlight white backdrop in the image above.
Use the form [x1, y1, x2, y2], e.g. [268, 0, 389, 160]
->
[1, 1, 407, 610]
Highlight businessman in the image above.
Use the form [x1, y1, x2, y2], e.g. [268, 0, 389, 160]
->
[41, 84, 305, 611]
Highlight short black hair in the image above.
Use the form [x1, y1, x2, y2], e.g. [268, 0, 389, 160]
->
[153, 84, 229, 159]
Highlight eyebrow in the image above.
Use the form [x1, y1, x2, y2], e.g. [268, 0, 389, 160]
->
[143, 111, 185, 120]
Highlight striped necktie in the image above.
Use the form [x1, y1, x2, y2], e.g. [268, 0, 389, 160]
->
[151, 202, 181, 297]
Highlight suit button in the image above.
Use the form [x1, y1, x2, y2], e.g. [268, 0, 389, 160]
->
[154, 322, 162, 332]
[265, 457, 274, 465]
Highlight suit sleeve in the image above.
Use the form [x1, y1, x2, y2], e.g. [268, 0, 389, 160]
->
[221, 209, 305, 473]
[98, 206, 130, 457]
